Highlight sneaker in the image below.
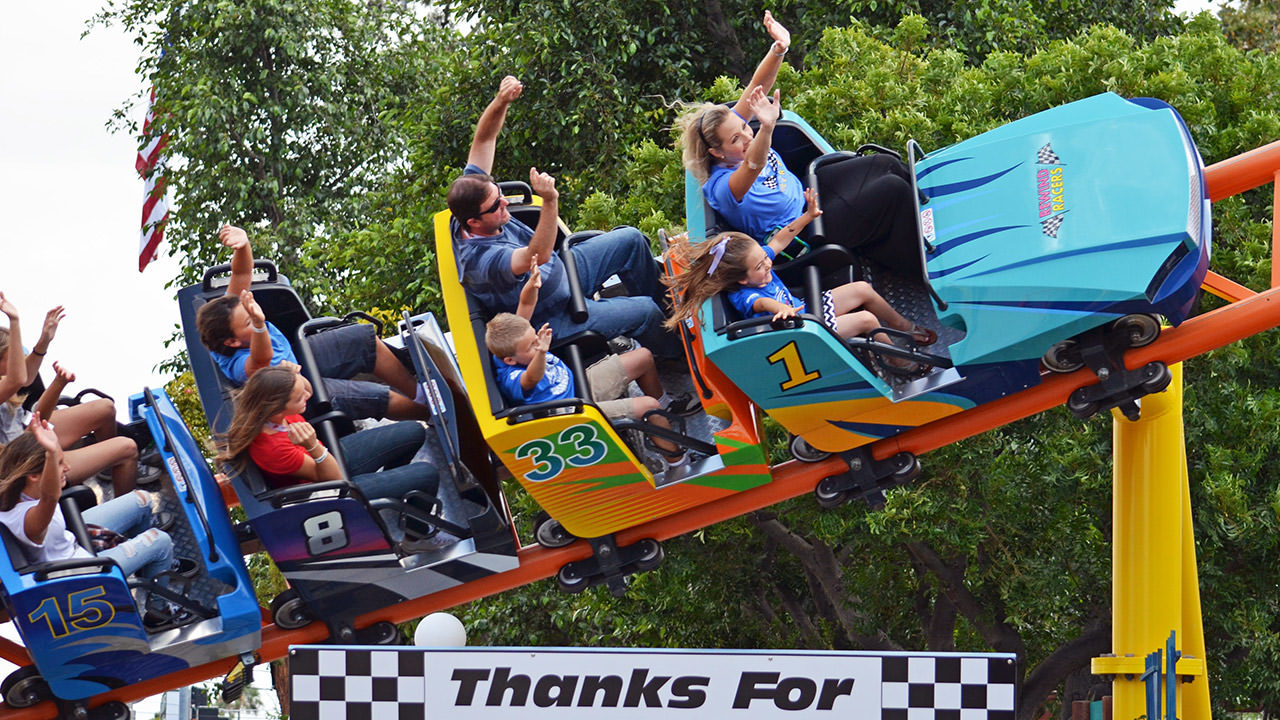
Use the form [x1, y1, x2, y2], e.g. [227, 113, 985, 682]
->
[607, 336, 638, 354]
[661, 452, 689, 470]
[662, 393, 702, 417]
[155, 511, 180, 533]
[143, 603, 196, 632]
[166, 556, 199, 578]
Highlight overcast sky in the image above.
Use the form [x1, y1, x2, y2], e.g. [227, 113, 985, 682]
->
[1, 0, 179, 415]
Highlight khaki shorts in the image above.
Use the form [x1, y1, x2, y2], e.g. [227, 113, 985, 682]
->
[586, 355, 636, 421]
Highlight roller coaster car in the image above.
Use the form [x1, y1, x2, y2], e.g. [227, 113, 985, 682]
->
[435, 185, 773, 595]
[176, 263, 519, 642]
[680, 93, 1209, 475]
[0, 388, 260, 713]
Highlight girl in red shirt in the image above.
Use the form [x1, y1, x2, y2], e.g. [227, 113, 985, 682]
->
[216, 366, 439, 502]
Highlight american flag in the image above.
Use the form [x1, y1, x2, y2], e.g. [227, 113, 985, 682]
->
[137, 88, 170, 272]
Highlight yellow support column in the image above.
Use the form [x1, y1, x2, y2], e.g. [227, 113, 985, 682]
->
[1092, 363, 1210, 719]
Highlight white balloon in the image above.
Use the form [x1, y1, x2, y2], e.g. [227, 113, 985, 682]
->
[414, 612, 467, 647]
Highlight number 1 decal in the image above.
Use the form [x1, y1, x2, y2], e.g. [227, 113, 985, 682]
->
[768, 341, 821, 390]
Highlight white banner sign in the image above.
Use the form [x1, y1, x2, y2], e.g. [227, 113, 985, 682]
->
[290, 646, 1017, 719]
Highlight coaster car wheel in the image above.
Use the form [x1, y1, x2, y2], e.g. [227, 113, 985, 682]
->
[815, 476, 850, 509]
[1113, 313, 1161, 348]
[2, 667, 50, 708]
[633, 538, 665, 572]
[270, 588, 314, 630]
[357, 620, 404, 646]
[556, 563, 590, 594]
[1042, 339, 1084, 373]
[533, 511, 576, 549]
[789, 435, 832, 463]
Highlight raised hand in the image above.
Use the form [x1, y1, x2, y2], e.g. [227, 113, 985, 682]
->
[497, 75, 524, 104]
[40, 306, 65, 343]
[526, 256, 543, 287]
[240, 289, 266, 327]
[763, 11, 790, 52]
[802, 187, 823, 220]
[0, 291, 18, 320]
[286, 420, 319, 450]
[529, 167, 558, 202]
[749, 87, 782, 128]
[52, 362, 75, 385]
[219, 225, 250, 252]
[534, 323, 554, 353]
[28, 412, 59, 453]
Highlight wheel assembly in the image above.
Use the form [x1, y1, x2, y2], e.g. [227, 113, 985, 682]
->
[789, 435, 832, 463]
[269, 588, 314, 630]
[556, 564, 590, 594]
[533, 512, 576, 548]
[1, 666, 50, 708]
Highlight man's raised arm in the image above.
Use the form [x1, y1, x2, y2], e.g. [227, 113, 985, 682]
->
[467, 76, 524, 175]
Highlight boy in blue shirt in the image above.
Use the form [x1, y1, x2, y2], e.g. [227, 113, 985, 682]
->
[485, 260, 694, 469]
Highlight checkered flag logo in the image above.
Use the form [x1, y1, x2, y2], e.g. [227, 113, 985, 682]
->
[1041, 213, 1066, 238]
[1036, 143, 1060, 165]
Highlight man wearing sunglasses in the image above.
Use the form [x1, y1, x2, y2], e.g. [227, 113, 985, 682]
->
[446, 76, 679, 359]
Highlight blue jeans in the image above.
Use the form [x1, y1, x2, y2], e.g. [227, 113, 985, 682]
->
[539, 226, 681, 358]
[339, 421, 440, 501]
[83, 490, 174, 579]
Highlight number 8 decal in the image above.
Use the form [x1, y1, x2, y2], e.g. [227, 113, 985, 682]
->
[302, 511, 349, 555]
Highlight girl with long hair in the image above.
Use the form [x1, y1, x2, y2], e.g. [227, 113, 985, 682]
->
[215, 365, 439, 501]
[676, 13, 922, 276]
[665, 193, 934, 373]
[0, 414, 189, 629]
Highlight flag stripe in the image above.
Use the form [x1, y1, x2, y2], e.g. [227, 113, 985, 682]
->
[136, 88, 169, 272]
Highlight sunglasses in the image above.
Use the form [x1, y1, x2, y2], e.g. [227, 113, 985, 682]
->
[472, 188, 503, 220]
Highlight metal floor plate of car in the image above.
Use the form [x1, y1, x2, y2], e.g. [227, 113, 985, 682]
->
[84, 471, 233, 612]
[862, 260, 967, 393]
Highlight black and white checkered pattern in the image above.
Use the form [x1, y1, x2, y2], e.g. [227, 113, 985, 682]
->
[881, 656, 1016, 720]
[1041, 213, 1066, 238]
[290, 648, 427, 720]
[1036, 143, 1060, 165]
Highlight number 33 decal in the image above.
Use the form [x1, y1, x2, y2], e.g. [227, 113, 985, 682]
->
[514, 424, 608, 482]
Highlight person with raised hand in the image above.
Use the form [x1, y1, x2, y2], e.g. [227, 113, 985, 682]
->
[677, 12, 922, 276]
[0, 292, 28, 417]
[0, 413, 192, 629]
[195, 224, 433, 421]
[447, 75, 680, 358]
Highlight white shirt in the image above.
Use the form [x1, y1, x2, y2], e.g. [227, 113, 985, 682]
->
[0, 494, 91, 565]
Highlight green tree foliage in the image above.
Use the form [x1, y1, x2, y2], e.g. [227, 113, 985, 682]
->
[93, 0, 450, 311]
[1220, 0, 1280, 52]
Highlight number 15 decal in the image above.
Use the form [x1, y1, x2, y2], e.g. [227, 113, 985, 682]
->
[514, 424, 609, 482]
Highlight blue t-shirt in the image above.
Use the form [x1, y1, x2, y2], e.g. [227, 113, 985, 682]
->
[703, 149, 804, 240]
[726, 248, 804, 319]
[492, 353, 575, 405]
[210, 321, 297, 385]
[455, 164, 572, 323]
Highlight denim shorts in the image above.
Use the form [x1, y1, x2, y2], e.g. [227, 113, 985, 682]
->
[306, 324, 390, 420]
